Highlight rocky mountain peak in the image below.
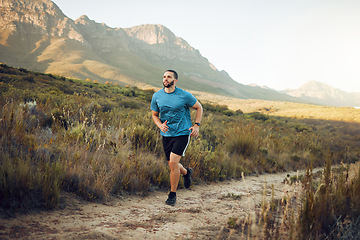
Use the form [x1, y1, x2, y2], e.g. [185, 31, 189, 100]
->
[124, 24, 196, 53]
[0, 0, 85, 45]
[76, 14, 91, 23]
[124, 24, 177, 45]
[299, 81, 332, 91]
[1, 0, 297, 102]
[1, 0, 56, 10]
[283, 80, 360, 107]
[123, 24, 205, 63]
[286, 81, 339, 99]
[75, 15, 109, 29]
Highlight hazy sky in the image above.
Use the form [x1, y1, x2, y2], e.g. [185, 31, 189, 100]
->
[52, 0, 360, 93]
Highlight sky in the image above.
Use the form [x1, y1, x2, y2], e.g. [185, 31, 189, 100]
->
[52, 0, 360, 93]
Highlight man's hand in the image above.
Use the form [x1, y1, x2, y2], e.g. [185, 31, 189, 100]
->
[189, 125, 199, 138]
[152, 111, 169, 133]
[160, 120, 169, 133]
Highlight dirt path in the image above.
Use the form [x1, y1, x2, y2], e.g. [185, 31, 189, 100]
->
[0, 170, 309, 239]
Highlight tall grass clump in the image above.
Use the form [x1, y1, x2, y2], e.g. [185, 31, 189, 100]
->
[224, 122, 261, 157]
[0, 101, 66, 213]
[219, 160, 360, 239]
[298, 158, 360, 239]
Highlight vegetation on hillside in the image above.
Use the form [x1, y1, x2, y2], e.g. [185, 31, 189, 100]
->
[221, 161, 360, 239]
[196, 94, 360, 123]
[1, 64, 359, 225]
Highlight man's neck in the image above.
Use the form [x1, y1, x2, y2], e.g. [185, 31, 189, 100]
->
[164, 86, 176, 93]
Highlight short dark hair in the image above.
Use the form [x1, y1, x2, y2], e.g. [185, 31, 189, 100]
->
[166, 70, 178, 80]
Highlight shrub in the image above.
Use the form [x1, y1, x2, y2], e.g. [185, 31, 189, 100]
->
[246, 112, 269, 121]
[0, 155, 65, 213]
[23, 75, 35, 83]
[298, 160, 360, 239]
[127, 124, 159, 151]
[224, 123, 261, 157]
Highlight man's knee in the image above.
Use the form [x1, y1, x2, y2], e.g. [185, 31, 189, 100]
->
[168, 161, 179, 171]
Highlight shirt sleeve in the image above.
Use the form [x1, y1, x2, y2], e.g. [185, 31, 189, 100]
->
[185, 92, 197, 107]
[150, 94, 159, 112]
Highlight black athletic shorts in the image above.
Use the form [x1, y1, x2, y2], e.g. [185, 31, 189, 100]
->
[162, 135, 191, 161]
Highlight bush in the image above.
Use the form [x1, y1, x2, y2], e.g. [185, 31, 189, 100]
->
[127, 124, 159, 151]
[0, 155, 65, 213]
[224, 123, 261, 157]
[246, 112, 269, 121]
[23, 75, 35, 83]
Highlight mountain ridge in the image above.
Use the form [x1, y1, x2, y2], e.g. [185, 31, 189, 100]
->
[0, 0, 302, 103]
[1, 0, 359, 107]
[283, 81, 360, 107]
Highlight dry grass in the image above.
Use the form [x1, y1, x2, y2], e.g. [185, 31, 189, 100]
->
[219, 161, 360, 239]
[1, 63, 360, 224]
[191, 90, 360, 123]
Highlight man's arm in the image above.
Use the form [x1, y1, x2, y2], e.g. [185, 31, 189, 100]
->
[189, 101, 203, 138]
[152, 110, 168, 133]
[192, 101, 203, 124]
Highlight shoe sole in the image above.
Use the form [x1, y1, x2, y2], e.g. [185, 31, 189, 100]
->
[165, 201, 176, 206]
[165, 196, 176, 206]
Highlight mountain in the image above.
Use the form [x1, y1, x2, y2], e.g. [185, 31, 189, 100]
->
[0, 0, 301, 102]
[248, 83, 277, 91]
[283, 81, 360, 107]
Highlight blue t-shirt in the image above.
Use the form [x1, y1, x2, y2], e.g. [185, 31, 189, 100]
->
[151, 87, 197, 137]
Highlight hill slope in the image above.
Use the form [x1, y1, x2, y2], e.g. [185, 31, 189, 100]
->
[0, 0, 300, 102]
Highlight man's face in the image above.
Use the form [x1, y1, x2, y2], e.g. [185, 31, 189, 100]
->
[163, 71, 176, 88]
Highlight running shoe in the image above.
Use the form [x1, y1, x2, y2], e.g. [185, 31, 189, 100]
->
[184, 167, 193, 188]
[165, 194, 176, 206]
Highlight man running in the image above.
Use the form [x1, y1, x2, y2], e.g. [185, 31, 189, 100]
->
[151, 70, 203, 206]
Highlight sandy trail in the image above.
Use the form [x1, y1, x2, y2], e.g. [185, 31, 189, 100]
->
[0, 170, 307, 239]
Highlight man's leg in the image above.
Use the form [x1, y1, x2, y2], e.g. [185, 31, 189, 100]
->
[168, 152, 187, 192]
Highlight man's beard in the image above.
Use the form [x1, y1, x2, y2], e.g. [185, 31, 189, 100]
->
[163, 80, 174, 88]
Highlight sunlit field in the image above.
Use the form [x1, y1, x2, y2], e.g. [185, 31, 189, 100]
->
[191, 90, 360, 123]
[1, 63, 359, 238]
